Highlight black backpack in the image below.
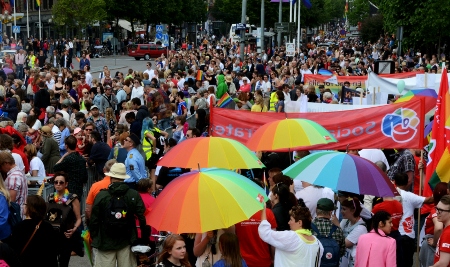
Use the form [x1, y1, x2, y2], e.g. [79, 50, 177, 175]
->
[45, 194, 77, 233]
[104, 189, 131, 236]
[311, 223, 340, 267]
[0, 192, 22, 230]
[8, 202, 22, 229]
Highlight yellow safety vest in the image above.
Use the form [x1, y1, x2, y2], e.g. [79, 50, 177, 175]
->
[142, 128, 161, 160]
[269, 91, 278, 111]
[28, 55, 36, 68]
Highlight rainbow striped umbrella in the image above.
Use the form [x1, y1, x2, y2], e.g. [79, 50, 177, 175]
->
[283, 151, 398, 197]
[158, 137, 264, 169]
[246, 119, 337, 151]
[146, 169, 268, 233]
[395, 89, 437, 112]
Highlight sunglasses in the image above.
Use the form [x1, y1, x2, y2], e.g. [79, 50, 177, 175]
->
[85, 128, 93, 131]
[54, 180, 65, 185]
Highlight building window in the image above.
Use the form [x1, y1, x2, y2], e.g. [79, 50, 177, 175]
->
[43, 0, 48, 10]
[29, 0, 35, 11]
[49, 0, 53, 9]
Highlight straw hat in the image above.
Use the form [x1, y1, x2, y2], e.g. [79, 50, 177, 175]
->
[40, 126, 53, 137]
[104, 163, 130, 180]
[225, 75, 233, 83]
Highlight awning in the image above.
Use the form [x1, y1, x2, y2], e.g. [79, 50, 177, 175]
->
[118, 19, 131, 32]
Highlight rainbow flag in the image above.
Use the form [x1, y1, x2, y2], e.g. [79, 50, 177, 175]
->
[216, 92, 232, 108]
[36, 0, 40, 6]
[424, 69, 450, 195]
[196, 70, 203, 81]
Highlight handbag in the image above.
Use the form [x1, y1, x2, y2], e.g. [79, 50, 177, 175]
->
[26, 84, 33, 95]
[21, 220, 42, 255]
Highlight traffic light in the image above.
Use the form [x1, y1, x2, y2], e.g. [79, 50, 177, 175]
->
[245, 28, 249, 34]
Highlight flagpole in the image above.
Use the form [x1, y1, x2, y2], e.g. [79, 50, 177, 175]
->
[38, 5, 41, 40]
[13, 0, 16, 40]
[289, 0, 292, 23]
[297, 0, 300, 50]
[289, 0, 292, 42]
[26, 0, 29, 38]
[294, 1, 297, 23]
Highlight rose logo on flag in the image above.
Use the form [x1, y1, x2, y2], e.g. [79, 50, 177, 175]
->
[381, 108, 420, 143]
[256, 193, 265, 203]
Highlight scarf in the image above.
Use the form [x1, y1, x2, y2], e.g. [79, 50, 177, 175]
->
[295, 229, 312, 236]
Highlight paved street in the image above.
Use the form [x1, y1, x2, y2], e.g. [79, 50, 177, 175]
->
[69, 54, 149, 267]
[84, 54, 153, 77]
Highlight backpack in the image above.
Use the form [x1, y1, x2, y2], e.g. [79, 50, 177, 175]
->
[104, 188, 131, 236]
[8, 202, 22, 229]
[45, 194, 77, 233]
[311, 223, 340, 267]
[0, 192, 22, 229]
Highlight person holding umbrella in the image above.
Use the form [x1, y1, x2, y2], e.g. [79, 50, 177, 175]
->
[258, 203, 322, 267]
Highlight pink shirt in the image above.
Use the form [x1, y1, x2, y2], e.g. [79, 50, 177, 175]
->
[355, 230, 396, 267]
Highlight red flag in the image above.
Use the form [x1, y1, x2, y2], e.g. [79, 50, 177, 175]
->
[424, 69, 450, 196]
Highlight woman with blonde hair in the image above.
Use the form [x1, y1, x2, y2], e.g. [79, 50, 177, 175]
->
[105, 107, 116, 136]
[0, 175, 11, 240]
[79, 88, 90, 111]
[251, 95, 267, 112]
[24, 144, 46, 177]
[118, 101, 136, 128]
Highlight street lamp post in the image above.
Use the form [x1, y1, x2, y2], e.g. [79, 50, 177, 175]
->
[111, 21, 117, 66]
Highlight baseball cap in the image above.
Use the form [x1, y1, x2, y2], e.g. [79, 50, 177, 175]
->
[317, 198, 336, 211]
[91, 105, 99, 110]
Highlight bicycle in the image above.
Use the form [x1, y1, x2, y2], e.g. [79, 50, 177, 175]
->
[100, 46, 111, 57]
[132, 232, 170, 266]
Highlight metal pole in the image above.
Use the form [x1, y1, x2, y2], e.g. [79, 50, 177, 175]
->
[26, 0, 29, 38]
[289, 0, 292, 23]
[294, 2, 296, 22]
[239, 0, 247, 59]
[260, 0, 264, 54]
[38, 7, 41, 40]
[277, 0, 282, 47]
[297, 1, 300, 50]
[13, 0, 16, 40]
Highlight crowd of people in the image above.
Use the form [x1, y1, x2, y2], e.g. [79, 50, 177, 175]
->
[0, 31, 446, 267]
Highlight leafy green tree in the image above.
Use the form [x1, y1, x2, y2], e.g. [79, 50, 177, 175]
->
[359, 14, 383, 43]
[53, 0, 106, 29]
[346, 0, 369, 26]
[379, 0, 450, 55]
[324, 0, 345, 22]
[211, 0, 331, 31]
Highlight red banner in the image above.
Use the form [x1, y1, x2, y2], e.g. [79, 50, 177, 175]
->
[210, 99, 425, 150]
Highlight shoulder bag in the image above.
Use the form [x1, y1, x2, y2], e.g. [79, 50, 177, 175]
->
[21, 220, 42, 255]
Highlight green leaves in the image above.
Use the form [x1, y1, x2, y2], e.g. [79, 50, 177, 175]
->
[53, 0, 106, 28]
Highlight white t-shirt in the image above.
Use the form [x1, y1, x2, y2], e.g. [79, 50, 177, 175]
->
[29, 157, 46, 177]
[359, 149, 390, 170]
[295, 186, 334, 219]
[398, 188, 425, 238]
[2, 150, 25, 173]
[32, 120, 42, 130]
[60, 110, 70, 123]
[144, 69, 155, 81]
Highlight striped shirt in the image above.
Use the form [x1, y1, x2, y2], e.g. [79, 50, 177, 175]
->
[5, 165, 28, 219]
